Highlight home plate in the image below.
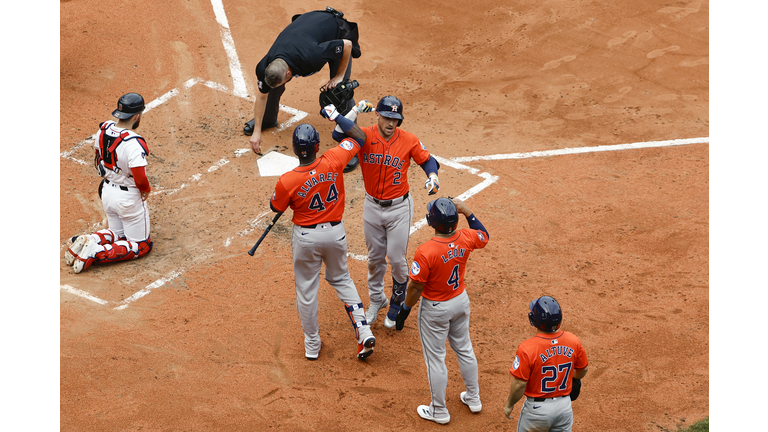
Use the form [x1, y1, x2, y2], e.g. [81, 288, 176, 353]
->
[257, 151, 299, 177]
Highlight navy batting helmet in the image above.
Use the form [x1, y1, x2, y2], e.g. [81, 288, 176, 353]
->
[376, 95, 404, 126]
[426, 198, 459, 234]
[528, 296, 563, 332]
[292, 123, 320, 158]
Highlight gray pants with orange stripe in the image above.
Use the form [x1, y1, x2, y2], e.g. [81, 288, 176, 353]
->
[291, 221, 372, 355]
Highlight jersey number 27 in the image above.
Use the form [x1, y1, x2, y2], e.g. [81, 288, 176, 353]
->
[540, 361, 572, 393]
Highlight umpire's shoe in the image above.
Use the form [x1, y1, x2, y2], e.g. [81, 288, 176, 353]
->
[243, 118, 279, 136]
[344, 154, 359, 173]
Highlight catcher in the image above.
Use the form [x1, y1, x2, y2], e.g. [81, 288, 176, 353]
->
[504, 296, 589, 431]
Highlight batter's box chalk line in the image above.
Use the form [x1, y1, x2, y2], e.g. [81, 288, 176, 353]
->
[60, 268, 185, 309]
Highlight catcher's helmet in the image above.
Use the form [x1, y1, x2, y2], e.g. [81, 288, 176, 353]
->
[376, 95, 404, 126]
[112, 93, 145, 119]
[528, 296, 563, 332]
[292, 123, 320, 158]
[426, 198, 459, 234]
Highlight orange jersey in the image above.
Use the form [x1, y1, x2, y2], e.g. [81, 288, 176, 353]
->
[509, 330, 589, 398]
[409, 228, 489, 301]
[271, 138, 359, 225]
[358, 125, 432, 200]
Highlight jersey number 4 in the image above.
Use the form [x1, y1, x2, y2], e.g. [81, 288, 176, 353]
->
[308, 184, 339, 212]
[540, 361, 572, 393]
[447, 264, 460, 290]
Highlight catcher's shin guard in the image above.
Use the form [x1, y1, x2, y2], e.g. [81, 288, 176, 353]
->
[94, 229, 118, 245]
[386, 277, 408, 321]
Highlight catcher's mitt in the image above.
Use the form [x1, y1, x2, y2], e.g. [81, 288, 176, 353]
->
[319, 80, 359, 115]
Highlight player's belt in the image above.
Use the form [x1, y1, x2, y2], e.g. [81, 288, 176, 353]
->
[530, 395, 569, 402]
[104, 179, 134, 191]
[371, 191, 409, 207]
[300, 221, 341, 229]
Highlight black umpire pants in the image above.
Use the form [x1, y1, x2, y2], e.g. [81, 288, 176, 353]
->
[263, 59, 354, 125]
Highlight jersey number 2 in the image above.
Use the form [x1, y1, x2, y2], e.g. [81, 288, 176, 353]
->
[540, 362, 572, 393]
[308, 184, 339, 212]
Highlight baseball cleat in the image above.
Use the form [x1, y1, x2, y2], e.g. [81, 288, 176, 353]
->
[65, 235, 88, 266]
[460, 391, 482, 413]
[73, 237, 100, 274]
[365, 298, 388, 324]
[384, 316, 397, 329]
[417, 405, 450, 424]
[357, 335, 375, 360]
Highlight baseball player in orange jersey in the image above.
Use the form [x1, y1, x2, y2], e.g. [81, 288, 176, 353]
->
[392, 198, 489, 424]
[65, 93, 153, 273]
[328, 95, 442, 330]
[504, 296, 589, 432]
[270, 119, 375, 361]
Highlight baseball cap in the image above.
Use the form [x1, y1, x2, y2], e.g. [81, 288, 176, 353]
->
[112, 92, 145, 119]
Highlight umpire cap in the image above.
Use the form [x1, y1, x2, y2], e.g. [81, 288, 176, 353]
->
[112, 93, 145, 119]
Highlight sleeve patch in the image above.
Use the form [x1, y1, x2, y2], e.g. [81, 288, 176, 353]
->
[420, 141, 427, 150]
[272, 191, 277, 200]
[477, 231, 485, 242]
[410, 261, 421, 276]
[340, 140, 354, 151]
[512, 355, 520, 370]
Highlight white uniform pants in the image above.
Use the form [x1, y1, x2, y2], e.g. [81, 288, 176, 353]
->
[101, 182, 150, 241]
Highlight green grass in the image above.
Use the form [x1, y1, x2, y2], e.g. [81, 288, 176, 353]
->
[678, 417, 708, 432]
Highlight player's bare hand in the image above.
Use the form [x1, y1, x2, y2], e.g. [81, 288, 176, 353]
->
[451, 199, 472, 216]
[250, 132, 263, 155]
[141, 191, 150, 202]
[503, 405, 514, 419]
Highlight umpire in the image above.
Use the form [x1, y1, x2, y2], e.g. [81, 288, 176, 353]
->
[246, 7, 362, 172]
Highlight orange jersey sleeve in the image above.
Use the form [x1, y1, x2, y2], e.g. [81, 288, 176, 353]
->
[358, 125, 432, 200]
[271, 139, 359, 225]
[409, 228, 489, 301]
[509, 331, 589, 398]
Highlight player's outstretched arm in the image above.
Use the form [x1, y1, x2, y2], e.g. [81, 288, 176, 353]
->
[250, 92, 269, 154]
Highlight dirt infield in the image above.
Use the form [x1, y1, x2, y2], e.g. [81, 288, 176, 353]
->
[60, 1, 708, 430]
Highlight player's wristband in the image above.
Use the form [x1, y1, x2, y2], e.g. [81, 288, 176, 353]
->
[334, 114, 355, 133]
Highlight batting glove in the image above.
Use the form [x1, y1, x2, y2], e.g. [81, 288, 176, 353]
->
[395, 304, 411, 331]
[425, 173, 440, 195]
[354, 100, 374, 114]
[321, 104, 339, 121]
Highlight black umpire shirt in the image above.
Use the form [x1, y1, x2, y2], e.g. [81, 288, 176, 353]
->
[255, 11, 347, 94]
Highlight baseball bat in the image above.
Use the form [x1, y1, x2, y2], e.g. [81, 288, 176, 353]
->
[248, 212, 283, 256]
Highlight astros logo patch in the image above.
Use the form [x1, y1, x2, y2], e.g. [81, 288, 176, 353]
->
[410, 261, 421, 275]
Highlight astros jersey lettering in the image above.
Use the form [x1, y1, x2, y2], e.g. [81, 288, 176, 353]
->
[358, 125, 431, 200]
[409, 228, 489, 301]
[510, 330, 589, 398]
[271, 139, 359, 225]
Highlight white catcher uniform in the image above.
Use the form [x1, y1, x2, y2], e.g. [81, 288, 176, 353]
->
[66, 119, 153, 273]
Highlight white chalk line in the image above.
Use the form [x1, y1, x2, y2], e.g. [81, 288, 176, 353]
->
[210, 0, 248, 98]
[450, 137, 710, 163]
[60, 285, 109, 305]
[113, 269, 185, 310]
